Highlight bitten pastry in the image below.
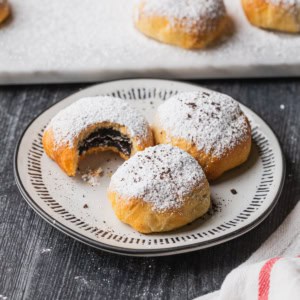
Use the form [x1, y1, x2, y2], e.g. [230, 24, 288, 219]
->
[43, 96, 154, 176]
[134, 0, 231, 49]
[0, 0, 10, 25]
[108, 144, 210, 233]
[153, 90, 252, 181]
[242, 0, 300, 33]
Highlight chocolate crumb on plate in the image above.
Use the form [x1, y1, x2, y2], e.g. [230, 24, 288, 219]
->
[231, 189, 238, 195]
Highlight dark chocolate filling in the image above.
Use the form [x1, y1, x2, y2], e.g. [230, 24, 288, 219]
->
[78, 127, 132, 156]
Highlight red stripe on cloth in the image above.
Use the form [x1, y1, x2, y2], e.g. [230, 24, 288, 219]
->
[258, 257, 281, 300]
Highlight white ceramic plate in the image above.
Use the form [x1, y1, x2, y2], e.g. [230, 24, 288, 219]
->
[14, 79, 285, 257]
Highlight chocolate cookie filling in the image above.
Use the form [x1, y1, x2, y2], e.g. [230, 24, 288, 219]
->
[78, 128, 132, 156]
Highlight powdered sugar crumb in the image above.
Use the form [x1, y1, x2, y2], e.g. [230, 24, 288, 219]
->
[110, 144, 207, 212]
[41, 248, 52, 254]
[74, 276, 89, 286]
[156, 90, 249, 157]
[80, 167, 103, 187]
[138, 0, 226, 32]
[47, 96, 151, 148]
[280, 104, 285, 110]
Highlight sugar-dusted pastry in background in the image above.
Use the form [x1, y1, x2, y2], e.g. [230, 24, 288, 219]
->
[242, 0, 300, 33]
[43, 96, 154, 176]
[153, 91, 252, 181]
[108, 144, 210, 233]
[134, 0, 231, 49]
[0, 0, 10, 25]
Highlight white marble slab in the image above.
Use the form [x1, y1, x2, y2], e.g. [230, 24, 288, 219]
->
[0, 0, 299, 84]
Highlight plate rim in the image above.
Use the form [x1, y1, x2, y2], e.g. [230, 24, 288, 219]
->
[13, 79, 286, 257]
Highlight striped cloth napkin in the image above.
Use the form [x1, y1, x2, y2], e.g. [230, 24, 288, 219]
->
[197, 202, 300, 300]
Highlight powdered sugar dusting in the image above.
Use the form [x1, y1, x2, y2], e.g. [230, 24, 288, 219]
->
[267, 0, 300, 6]
[47, 96, 151, 148]
[110, 144, 207, 212]
[156, 91, 249, 157]
[138, 0, 226, 32]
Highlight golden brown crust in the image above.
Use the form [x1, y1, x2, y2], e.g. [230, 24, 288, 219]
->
[0, 1, 10, 25]
[43, 122, 154, 176]
[242, 0, 300, 33]
[134, 2, 231, 49]
[153, 119, 252, 181]
[108, 181, 210, 234]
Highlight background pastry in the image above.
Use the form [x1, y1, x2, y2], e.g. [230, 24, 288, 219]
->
[242, 0, 300, 33]
[0, 0, 9, 25]
[134, 0, 231, 49]
[153, 91, 252, 181]
[43, 96, 154, 176]
[108, 144, 210, 233]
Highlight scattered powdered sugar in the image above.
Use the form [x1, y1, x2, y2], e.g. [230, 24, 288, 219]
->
[74, 276, 89, 286]
[80, 167, 103, 187]
[138, 0, 226, 32]
[41, 248, 52, 254]
[1, 0, 300, 83]
[267, 0, 300, 7]
[156, 91, 249, 158]
[109, 144, 207, 212]
[47, 96, 151, 148]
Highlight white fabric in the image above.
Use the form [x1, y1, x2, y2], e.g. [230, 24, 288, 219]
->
[218, 258, 300, 300]
[268, 259, 300, 300]
[196, 202, 300, 300]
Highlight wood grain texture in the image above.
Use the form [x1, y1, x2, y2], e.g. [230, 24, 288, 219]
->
[0, 79, 299, 300]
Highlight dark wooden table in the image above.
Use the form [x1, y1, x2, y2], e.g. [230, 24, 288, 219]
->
[0, 79, 299, 300]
